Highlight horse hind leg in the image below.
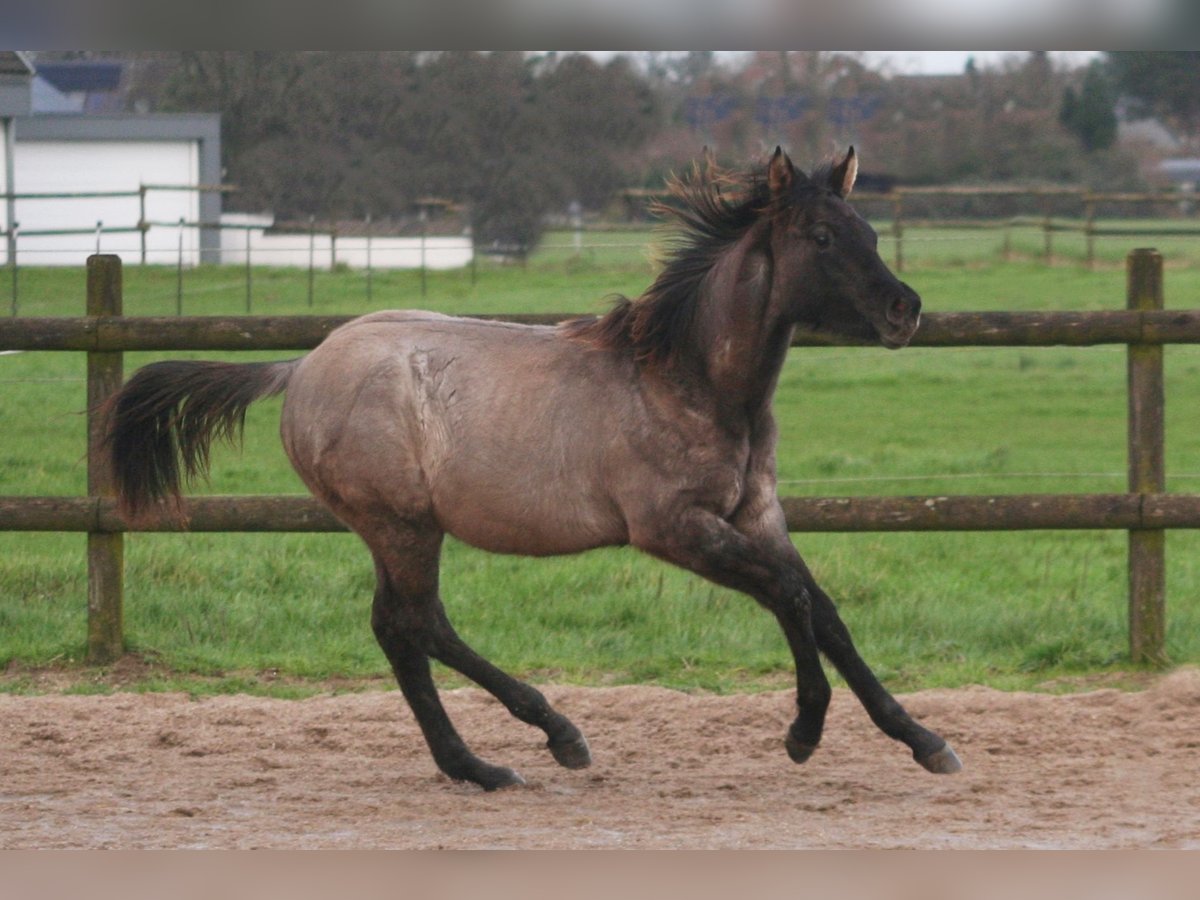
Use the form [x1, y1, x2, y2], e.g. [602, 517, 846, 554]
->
[372, 604, 525, 790]
[370, 531, 589, 790]
[404, 597, 592, 773]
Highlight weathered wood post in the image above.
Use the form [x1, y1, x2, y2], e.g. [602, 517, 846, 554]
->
[1040, 193, 1053, 261]
[1127, 248, 1166, 665]
[365, 213, 373, 303]
[1084, 197, 1097, 270]
[307, 214, 316, 308]
[176, 217, 184, 315]
[7, 221, 16, 316]
[420, 212, 428, 298]
[138, 184, 147, 265]
[86, 254, 124, 664]
[244, 225, 252, 313]
[891, 191, 904, 273]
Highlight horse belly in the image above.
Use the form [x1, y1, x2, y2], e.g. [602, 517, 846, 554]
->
[421, 390, 629, 555]
[429, 455, 628, 556]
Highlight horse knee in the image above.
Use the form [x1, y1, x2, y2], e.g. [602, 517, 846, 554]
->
[371, 589, 443, 656]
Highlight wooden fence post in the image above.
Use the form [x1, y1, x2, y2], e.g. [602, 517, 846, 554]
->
[1040, 194, 1053, 261]
[138, 184, 147, 265]
[1127, 248, 1166, 665]
[7, 221, 16, 316]
[307, 215, 316, 308]
[1084, 198, 1097, 270]
[892, 192, 904, 273]
[86, 254, 124, 664]
[244, 226, 252, 313]
[365, 213, 373, 303]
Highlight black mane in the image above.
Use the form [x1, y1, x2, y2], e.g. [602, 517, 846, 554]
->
[563, 157, 777, 366]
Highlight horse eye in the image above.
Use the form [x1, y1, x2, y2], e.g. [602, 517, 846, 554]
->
[812, 226, 832, 249]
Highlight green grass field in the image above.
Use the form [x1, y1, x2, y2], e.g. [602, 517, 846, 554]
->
[3, 224, 1200, 696]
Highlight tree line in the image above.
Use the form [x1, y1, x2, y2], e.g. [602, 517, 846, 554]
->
[46, 50, 1199, 250]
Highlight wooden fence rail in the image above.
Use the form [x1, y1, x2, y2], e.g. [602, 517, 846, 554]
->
[626, 184, 1200, 272]
[4, 309, 1200, 352]
[0, 251, 1193, 667]
[853, 186, 1200, 272]
[4, 492, 1200, 535]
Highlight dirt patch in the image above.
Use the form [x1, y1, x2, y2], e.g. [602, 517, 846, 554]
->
[3, 669, 1199, 848]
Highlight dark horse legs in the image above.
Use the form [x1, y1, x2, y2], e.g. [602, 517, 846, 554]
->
[637, 510, 834, 764]
[777, 544, 961, 773]
[805, 579, 961, 773]
[369, 535, 590, 790]
[368, 509, 955, 788]
[639, 509, 959, 774]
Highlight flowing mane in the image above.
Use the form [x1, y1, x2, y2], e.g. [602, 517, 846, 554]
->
[563, 157, 775, 366]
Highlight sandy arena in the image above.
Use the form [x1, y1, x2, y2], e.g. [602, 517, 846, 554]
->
[2, 669, 1198, 849]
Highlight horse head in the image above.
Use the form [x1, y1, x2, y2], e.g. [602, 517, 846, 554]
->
[766, 146, 921, 349]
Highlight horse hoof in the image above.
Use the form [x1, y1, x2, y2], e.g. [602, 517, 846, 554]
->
[477, 766, 527, 791]
[548, 734, 592, 770]
[916, 742, 963, 775]
[784, 733, 818, 764]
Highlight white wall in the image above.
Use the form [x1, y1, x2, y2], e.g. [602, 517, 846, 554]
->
[8, 139, 200, 266]
[219, 213, 473, 270]
[335, 236, 473, 270]
[3, 136, 473, 271]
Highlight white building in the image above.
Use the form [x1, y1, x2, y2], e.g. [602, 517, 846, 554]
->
[1, 53, 222, 266]
[219, 211, 473, 271]
[0, 54, 473, 270]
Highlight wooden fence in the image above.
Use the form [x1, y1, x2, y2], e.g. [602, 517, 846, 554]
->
[2, 252, 1199, 667]
[621, 185, 1200, 272]
[856, 187, 1200, 272]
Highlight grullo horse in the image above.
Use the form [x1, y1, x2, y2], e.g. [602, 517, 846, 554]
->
[106, 148, 961, 789]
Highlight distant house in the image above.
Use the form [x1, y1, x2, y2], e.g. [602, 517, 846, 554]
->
[0, 53, 222, 266]
[1158, 159, 1200, 195]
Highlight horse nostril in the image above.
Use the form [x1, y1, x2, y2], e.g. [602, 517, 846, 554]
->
[889, 291, 920, 323]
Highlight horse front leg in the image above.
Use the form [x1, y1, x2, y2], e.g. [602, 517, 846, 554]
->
[806, 580, 962, 773]
[736, 502, 962, 774]
[632, 508, 833, 764]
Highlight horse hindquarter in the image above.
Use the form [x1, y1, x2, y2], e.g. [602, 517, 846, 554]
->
[279, 313, 631, 556]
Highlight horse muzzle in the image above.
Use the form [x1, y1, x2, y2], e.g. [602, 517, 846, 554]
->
[879, 285, 922, 349]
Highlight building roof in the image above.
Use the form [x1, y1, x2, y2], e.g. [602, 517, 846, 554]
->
[30, 61, 127, 114]
[35, 62, 122, 93]
[0, 51, 34, 77]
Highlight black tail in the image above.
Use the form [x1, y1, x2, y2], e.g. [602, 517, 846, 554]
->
[105, 359, 299, 518]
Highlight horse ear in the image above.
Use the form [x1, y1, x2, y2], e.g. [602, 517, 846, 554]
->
[768, 146, 796, 197]
[829, 146, 858, 197]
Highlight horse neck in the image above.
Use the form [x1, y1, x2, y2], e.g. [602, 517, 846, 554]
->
[689, 227, 794, 420]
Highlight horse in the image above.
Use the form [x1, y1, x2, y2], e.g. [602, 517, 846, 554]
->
[105, 147, 961, 790]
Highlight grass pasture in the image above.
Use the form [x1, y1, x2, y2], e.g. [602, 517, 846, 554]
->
[3, 224, 1200, 696]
